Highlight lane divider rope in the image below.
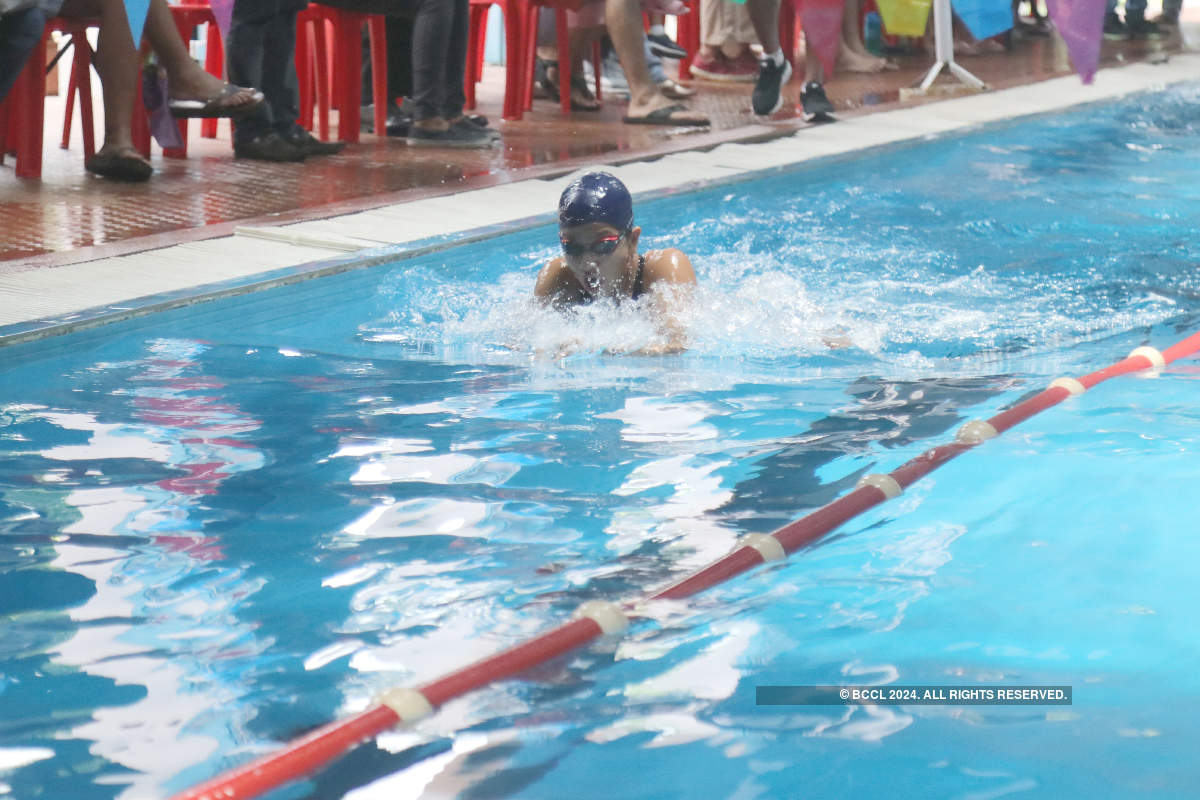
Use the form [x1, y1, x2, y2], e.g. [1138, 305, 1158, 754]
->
[172, 331, 1200, 800]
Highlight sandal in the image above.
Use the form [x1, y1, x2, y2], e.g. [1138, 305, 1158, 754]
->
[622, 102, 709, 126]
[169, 84, 264, 119]
[85, 148, 153, 182]
[535, 59, 601, 111]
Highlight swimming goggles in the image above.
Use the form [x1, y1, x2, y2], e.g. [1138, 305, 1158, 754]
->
[560, 230, 626, 257]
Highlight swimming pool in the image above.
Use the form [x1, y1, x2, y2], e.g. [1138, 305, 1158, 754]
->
[2, 83, 1200, 800]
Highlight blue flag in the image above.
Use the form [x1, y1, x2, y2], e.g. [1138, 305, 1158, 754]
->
[953, 0, 1012, 40]
[124, 0, 151, 46]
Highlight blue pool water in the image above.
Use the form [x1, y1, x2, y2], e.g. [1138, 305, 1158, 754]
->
[3, 84, 1200, 800]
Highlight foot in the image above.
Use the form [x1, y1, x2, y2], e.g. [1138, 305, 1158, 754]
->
[280, 127, 346, 156]
[800, 81, 834, 122]
[657, 78, 696, 100]
[1102, 12, 1130, 39]
[167, 67, 260, 114]
[1127, 15, 1167, 38]
[623, 91, 709, 125]
[836, 48, 891, 73]
[647, 32, 689, 60]
[690, 52, 758, 83]
[447, 115, 500, 140]
[407, 120, 494, 148]
[751, 54, 792, 117]
[85, 145, 152, 182]
[542, 62, 602, 110]
[233, 132, 307, 162]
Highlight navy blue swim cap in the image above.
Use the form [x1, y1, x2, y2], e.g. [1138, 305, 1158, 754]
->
[558, 171, 633, 232]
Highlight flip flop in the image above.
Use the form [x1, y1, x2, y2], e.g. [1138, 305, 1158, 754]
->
[622, 103, 709, 126]
[169, 84, 264, 119]
[85, 150, 153, 182]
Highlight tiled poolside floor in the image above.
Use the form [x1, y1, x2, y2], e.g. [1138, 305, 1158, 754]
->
[0, 21, 1195, 270]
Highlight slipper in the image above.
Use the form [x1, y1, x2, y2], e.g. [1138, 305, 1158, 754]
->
[85, 150, 152, 182]
[169, 84, 264, 119]
[622, 103, 709, 126]
[537, 60, 602, 112]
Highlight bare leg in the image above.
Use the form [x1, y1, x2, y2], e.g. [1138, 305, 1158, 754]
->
[141, 0, 258, 105]
[837, 0, 892, 71]
[745, 0, 781, 54]
[60, 0, 141, 157]
[607, 0, 707, 122]
[804, 32, 825, 84]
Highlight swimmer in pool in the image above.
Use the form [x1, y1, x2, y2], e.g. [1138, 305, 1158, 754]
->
[535, 171, 697, 354]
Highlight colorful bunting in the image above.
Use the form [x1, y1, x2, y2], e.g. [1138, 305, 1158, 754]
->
[124, 0, 151, 47]
[875, 0, 933, 37]
[801, 0, 844, 77]
[209, 0, 234, 41]
[1046, 0, 1106, 82]
[953, 0, 1012, 40]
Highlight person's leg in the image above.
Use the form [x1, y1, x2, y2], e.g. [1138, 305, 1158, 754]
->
[0, 8, 47, 103]
[440, 0, 470, 120]
[745, 0, 790, 115]
[59, 0, 153, 177]
[143, 0, 258, 107]
[225, 14, 273, 143]
[409, 0, 448, 128]
[606, 0, 707, 122]
[260, 8, 302, 137]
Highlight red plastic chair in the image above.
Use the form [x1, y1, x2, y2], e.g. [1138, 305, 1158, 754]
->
[295, 3, 386, 143]
[520, 0, 603, 115]
[465, 0, 527, 121]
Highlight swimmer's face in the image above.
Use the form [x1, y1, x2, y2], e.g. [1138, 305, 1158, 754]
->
[559, 222, 638, 296]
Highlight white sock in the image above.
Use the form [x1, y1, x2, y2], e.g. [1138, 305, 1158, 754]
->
[763, 49, 785, 67]
[649, 24, 667, 36]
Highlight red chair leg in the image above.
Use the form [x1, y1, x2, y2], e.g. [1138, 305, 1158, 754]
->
[75, 37, 95, 158]
[332, 11, 362, 143]
[502, 0, 524, 121]
[465, 3, 486, 110]
[677, 0, 698, 78]
[554, 7, 570, 113]
[522, 3, 536, 112]
[14, 32, 49, 179]
[315, 17, 331, 140]
[201, 22, 223, 138]
[592, 40, 601, 101]
[61, 39, 77, 150]
[367, 15, 387, 137]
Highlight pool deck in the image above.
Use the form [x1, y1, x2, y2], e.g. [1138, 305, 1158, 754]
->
[1, 23, 1198, 346]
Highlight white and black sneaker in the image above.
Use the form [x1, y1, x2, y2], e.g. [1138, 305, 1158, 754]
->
[751, 54, 792, 116]
[800, 81, 835, 122]
[647, 32, 688, 60]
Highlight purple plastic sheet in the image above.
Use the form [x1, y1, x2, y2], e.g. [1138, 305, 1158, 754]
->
[143, 67, 185, 150]
[1046, 0, 1106, 82]
[210, 0, 234, 40]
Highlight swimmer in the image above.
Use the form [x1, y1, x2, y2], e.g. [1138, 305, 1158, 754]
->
[535, 171, 697, 354]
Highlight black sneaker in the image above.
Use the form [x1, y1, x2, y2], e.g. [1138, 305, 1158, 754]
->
[233, 132, 307, 162]
[1126, 14, 1167, 38]
[647, 32, 688, 60]
[407, 122, 494, 149]
[450, 117, 500, 140]
[800, 81, 835, 122]
[751, 55, 792, 116]
[1102, 12, 1130, 39]
[281, 128, 346, 156]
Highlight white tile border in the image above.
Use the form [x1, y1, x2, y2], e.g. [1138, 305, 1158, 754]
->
[2, 55, 1197, 345]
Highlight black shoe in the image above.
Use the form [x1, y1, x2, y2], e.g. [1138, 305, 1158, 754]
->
[233, 132, 307, 162]
[1102, 12, 1130, 39]
[800, 81, 834, 122]
[1126, 14, 1167, 37]
[361, 101, 413, 136]
[407, 122, 494, 149]
[751, 54, 792, 116]
[647, 32, 688, 60]
[450, 117, 500, 140]
[281, 127, 346, 156]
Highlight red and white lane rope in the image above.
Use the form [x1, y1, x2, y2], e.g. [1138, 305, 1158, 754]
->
[172, 332, 1200, 800]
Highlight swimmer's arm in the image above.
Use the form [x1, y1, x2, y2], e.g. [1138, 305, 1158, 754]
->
[534, 257, 587, 309]
[638, 249, 696, 355]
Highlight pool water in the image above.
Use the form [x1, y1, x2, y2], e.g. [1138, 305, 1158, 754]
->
[3, 84, 1200, 800]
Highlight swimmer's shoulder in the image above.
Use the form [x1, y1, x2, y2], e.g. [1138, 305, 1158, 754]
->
[642, 248, 697, 289]
[535, 256, 585, 305]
